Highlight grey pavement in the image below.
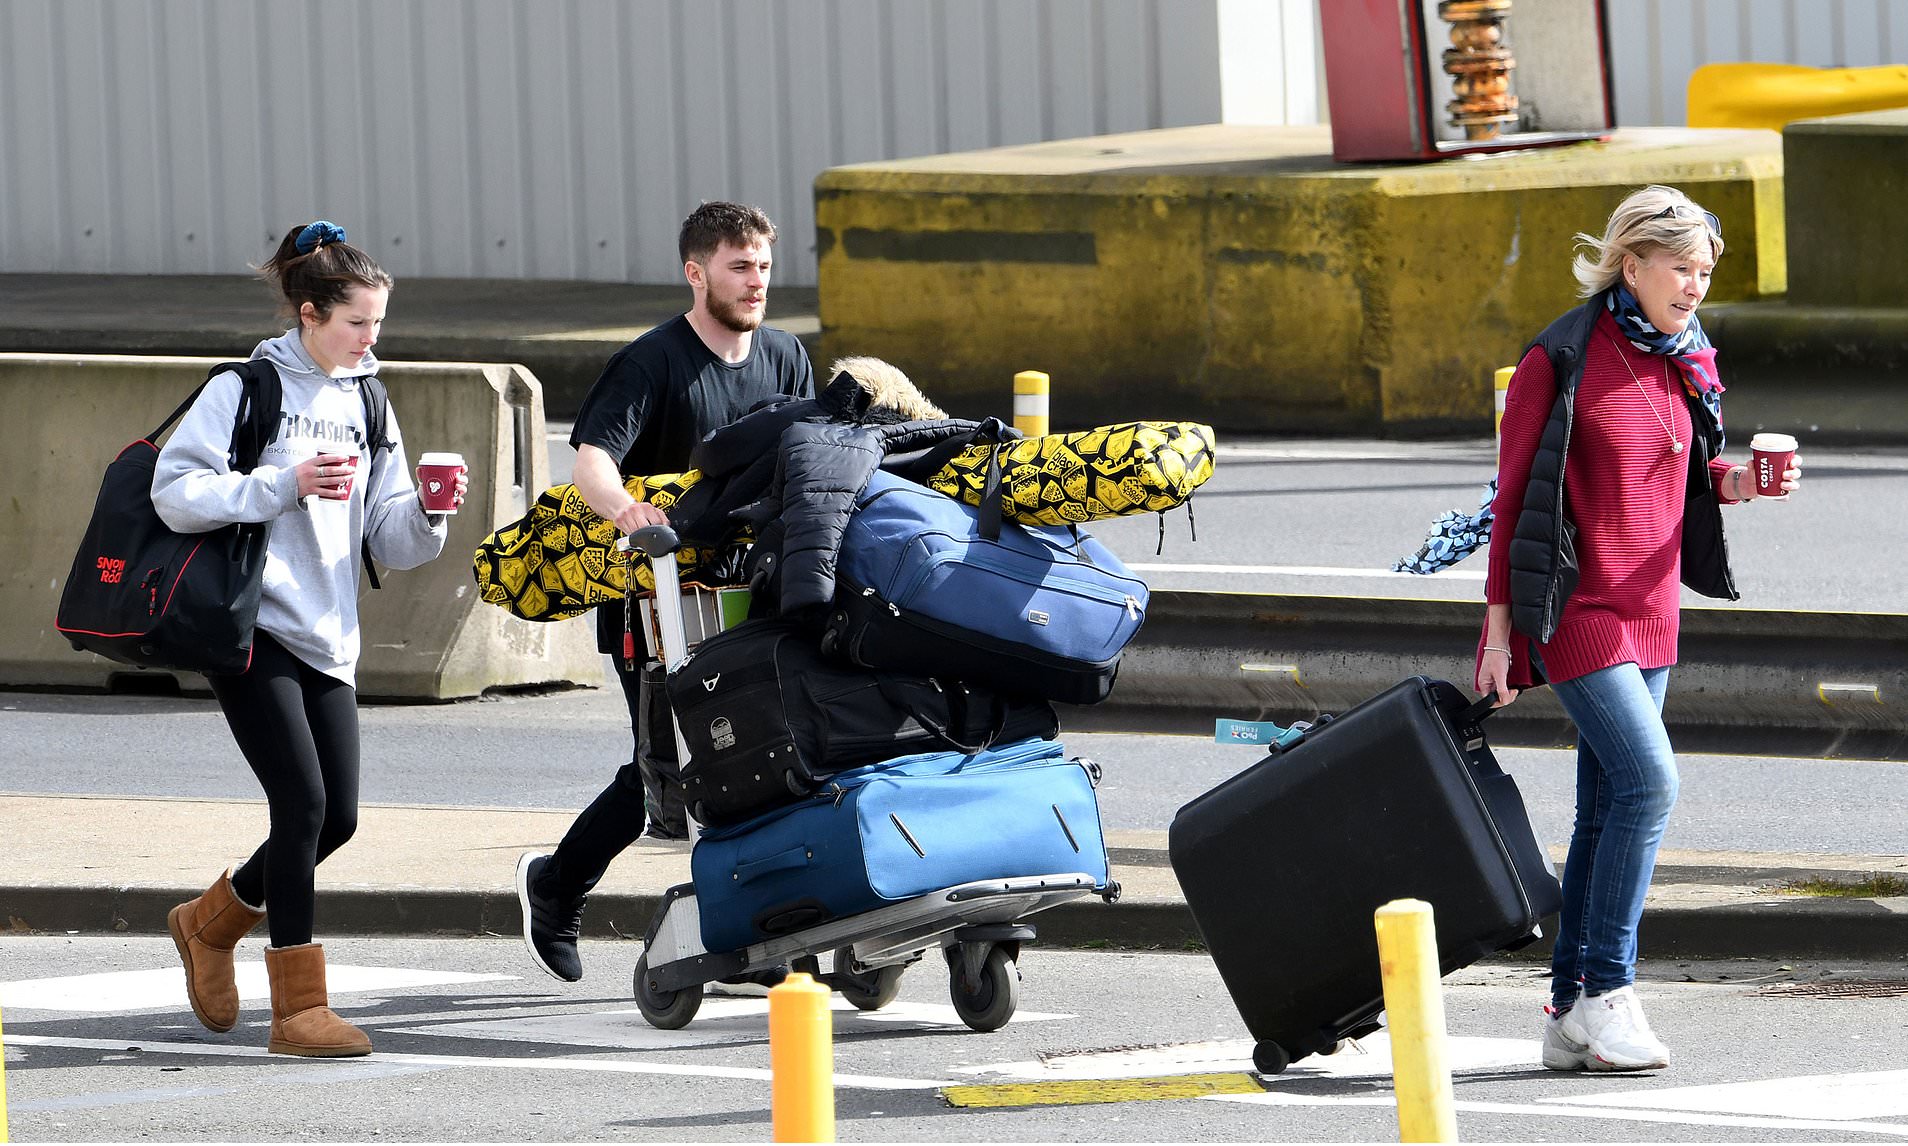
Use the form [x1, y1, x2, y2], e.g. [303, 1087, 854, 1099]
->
[5, 700, 1906, 965]
[3, 273, 1906, 968]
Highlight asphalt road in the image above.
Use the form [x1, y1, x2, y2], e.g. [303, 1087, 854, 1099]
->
[544, 428, 1906, 608]
[4, 688, 1905, 859]
[624, 433, 1894, 611]
[3, 935, 1906, 1143]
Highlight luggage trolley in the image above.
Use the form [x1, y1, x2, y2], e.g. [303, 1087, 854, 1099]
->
[620, 524, 1116, 1033]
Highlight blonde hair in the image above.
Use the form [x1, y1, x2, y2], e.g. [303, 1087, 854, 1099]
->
[1570, 184, 1724, 297]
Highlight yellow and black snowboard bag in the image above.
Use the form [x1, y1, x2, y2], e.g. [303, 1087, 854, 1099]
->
[922, 420, 1215, 527]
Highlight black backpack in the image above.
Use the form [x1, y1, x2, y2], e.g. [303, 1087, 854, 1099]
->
[54, 360, 393, 674]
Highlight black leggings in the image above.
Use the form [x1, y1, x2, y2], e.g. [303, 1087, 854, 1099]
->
[210, 631, 360, 948]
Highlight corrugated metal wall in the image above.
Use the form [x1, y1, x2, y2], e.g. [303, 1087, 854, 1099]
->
[1, 0, 1901, 285]
[1607, 0, 1908, 125]
[0, 0, 1313, 285]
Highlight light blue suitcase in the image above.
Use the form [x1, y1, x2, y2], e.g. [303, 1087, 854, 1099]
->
[689, 736, 1110, 955]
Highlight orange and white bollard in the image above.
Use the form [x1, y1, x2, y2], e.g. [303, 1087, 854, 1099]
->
[769, 972, 834, 1142]
[1013, 370, 1050, 439]
[1375, 899, 1457, 1143]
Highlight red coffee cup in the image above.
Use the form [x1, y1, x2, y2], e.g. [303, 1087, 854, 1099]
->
[418, 452, 466, 513]
[1749, 433, 1797, 499]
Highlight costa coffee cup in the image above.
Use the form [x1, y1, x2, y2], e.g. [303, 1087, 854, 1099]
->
[418, 452, 466, 514]
[1749, 432, 1798, 499]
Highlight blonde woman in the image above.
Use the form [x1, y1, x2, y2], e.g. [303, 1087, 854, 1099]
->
[1476, 186, 1800, 1071]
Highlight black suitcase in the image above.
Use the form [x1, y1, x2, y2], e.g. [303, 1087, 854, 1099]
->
[667, 619, 1059, 827]
[1168, 676, 1562, 1074]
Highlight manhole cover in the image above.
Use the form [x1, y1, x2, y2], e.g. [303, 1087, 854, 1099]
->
[1757, 979, 1908, 999]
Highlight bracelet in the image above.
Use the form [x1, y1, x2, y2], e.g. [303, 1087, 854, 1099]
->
[1482, 644, 1511, 655]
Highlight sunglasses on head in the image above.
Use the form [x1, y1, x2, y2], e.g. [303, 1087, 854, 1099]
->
[1651, 204, 1722, 238]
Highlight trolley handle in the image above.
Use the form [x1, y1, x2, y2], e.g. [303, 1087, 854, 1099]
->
[619, 523, 692, 674]
[619, 523, 681, 560]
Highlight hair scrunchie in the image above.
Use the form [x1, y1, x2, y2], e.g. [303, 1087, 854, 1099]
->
[295, 220, 347, 255]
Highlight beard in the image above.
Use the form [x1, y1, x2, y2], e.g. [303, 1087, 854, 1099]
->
[706, 289, 765, 334]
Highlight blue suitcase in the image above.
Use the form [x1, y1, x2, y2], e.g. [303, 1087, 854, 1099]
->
[690, 736, 1110, 954]
[822, 470, 1149, 705]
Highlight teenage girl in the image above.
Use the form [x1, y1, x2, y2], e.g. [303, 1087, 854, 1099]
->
[153, 221, 467, 1057]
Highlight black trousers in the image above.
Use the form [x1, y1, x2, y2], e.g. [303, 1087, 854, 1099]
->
[541, 654, 686, 902]
[209, 631, 360, 948]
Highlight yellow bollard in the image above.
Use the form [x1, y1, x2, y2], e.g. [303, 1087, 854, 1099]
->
[769, 971, 834, 1143]
[1013, 370, 1050, 438]
[1493, 366, 1514, 449]
[1374, 899, 1457, 1143]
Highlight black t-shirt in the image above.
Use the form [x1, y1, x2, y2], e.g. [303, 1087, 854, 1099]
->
[570, 313, 814, 477]
[571, 313, 814, 653]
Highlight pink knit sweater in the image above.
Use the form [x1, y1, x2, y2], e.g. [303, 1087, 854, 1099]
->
[1482, 311, 1736, 687]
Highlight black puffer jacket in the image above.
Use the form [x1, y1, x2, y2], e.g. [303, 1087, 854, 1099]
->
[737, 417, 997, 616]
[1509, 301, 1738, 649]
[665, 368, 996, 617]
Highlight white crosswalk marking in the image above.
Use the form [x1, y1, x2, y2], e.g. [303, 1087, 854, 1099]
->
[1547, 1068, 1908, 1121]
[0, 965, 512, 1012]
[0, 1034, 952, 1091]
[1208, 1092, 1908, 1137]
[958, 1034, 1536, 1081]
[387, 998, 1071, 1052]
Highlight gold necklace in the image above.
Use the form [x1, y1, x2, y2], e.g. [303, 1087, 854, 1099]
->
[1605, 333, 1682, 454]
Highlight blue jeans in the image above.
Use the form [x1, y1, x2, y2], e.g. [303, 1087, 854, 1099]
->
[1538, 656, 1678, 1010]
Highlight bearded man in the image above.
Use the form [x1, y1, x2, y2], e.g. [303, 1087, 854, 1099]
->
[515, 201, 814, 984]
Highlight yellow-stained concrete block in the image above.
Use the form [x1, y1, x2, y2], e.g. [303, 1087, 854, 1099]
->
[815, 125, 1784, 434]
[0, 354, 604, 699]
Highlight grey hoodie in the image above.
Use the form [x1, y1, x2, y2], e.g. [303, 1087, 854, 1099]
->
[151, 329, 447, 685]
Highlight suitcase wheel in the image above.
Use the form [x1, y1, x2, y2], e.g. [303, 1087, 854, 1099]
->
[1252, 1039, 1290, 1075]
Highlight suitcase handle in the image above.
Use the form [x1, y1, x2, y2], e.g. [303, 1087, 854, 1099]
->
[1459, 692, 1501, 728]
[875, 677, 1008, 755]
[735, 845, 811, 885]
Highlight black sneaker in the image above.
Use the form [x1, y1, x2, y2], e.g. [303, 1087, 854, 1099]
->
[515, 852, 585, 982]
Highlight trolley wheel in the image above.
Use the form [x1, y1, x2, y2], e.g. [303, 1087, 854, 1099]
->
[948, 945, 1019, 1032]
[831, 946, 905, 1011]
[633, 953, 702, 1030]
[1252, 1040, 1290, 1075]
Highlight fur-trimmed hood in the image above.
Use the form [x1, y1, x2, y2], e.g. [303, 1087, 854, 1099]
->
[690, 356, 946, 478]
[821, 356, 946, 422]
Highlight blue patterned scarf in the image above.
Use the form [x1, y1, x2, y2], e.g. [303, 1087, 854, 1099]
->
[1395, 287, 1724, 575]
[1605, 284, 1724, 446]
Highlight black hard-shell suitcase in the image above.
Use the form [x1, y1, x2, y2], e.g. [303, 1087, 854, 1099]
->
[667, 619, 1059, 827]
[1168, 675, 1562, 1074]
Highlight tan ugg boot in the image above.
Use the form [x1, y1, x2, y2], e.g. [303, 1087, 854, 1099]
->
[263, 943, 372, 1057]
[166, 869, 265, 1033]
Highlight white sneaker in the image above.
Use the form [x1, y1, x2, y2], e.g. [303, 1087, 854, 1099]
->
[1541, 1005, 1591, 1071]
[1556, 985, 1671, 1071]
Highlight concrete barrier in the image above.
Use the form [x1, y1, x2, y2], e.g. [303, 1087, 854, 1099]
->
[1786, 108, 1908, 308]
[816, 124, 1784, 436]
[0, 353, 604, 699]
[1069, 592, 1908, 760]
